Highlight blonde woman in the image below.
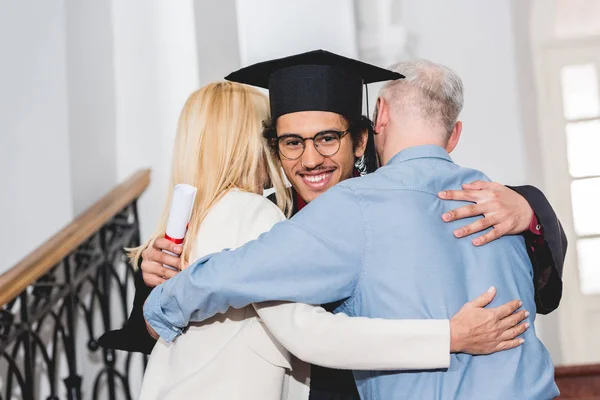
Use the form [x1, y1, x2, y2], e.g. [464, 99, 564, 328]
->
[135, 82, 520, 400]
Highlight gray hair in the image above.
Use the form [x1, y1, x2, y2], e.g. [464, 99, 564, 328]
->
[379, 59, 464, 136]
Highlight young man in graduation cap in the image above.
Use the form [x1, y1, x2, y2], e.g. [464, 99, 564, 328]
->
[142, 54, 560, 399]
[101, 51, 565, 398]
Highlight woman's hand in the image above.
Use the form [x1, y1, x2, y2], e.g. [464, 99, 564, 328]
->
[140, 237, 185, 287]
[438, 180, 533, 246]
[450, 287, 529, 354]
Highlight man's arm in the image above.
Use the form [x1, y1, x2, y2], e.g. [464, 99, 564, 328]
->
[144, 185, 366, 342]
[508, 185, 565, 314]
[98, 265, 158, 353]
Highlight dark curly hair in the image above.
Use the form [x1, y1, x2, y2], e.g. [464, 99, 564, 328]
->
[262, 114, 378, 175]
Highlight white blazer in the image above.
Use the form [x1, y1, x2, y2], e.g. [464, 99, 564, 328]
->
[138, 190, 450, 400]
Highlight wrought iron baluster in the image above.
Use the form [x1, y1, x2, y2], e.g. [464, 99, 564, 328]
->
[1, 196, 145, 399]
[99, 224, 118, 400]
[63, 257, 83, 400]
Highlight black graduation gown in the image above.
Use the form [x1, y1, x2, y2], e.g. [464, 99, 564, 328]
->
[98, 184, 566, 400]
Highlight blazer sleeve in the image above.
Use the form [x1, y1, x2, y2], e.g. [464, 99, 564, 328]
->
[97, 261, 157, 354]
[253, 301, 450, 371]
[508, 185, 567, 314]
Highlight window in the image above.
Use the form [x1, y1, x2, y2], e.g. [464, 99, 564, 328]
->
[560, 62, 600, 294]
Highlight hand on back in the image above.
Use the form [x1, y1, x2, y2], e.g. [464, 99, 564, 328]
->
[439, 180, 533, 246]
[450, 287, 529, 354]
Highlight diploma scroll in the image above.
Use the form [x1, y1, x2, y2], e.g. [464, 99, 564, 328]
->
[163, 184, 197, 270]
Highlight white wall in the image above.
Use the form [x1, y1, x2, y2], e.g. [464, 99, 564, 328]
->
[396, 0, 528, 185]
[235, 0, 359, 65]
[0, 0, 202, 269]
[511, 0, 545, 187]
[111, 0, 200, 242]
[0, 1, 73, 272]
[65, 0, 118, 215]
[193, 0, 242, 85]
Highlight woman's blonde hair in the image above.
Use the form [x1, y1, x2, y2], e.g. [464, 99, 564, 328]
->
[129, 81, 292, 268]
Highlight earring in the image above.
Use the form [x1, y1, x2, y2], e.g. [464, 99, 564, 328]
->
[354, 155, 367, 176]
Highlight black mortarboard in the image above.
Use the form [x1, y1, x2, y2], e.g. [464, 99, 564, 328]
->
[225, 49, 404, 120]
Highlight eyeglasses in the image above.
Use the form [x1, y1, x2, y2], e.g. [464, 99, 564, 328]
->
[274, 130, 350, 160]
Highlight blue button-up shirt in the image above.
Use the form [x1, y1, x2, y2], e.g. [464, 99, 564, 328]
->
[145, 145, 558, 399]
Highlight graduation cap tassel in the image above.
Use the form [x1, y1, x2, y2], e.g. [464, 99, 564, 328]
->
[365, 83, 370, 119]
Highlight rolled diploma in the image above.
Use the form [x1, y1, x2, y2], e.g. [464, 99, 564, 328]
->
[163, 184, 197, 270]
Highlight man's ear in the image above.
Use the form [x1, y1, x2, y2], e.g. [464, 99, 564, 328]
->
[354, 126, 368, 158]
[374, 97, 389, 135]
[445, 121, 462, 153]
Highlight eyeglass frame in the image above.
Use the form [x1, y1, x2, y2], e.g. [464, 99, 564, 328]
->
[272, 129, 351, 160]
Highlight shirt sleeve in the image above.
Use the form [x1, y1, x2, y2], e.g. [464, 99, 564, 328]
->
[254, 301, 450, 370]
[144, 185, 367, 342]
[508, 185, 566, 314]
[529, 213, 542, 236]
[97, 264, 157, 354]
[528, 212, 545, 246]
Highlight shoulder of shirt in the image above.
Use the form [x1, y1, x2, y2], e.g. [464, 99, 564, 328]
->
[336, 164, 492, 195]
[302, 180, 359, 206]
[335, 175, 368, 191]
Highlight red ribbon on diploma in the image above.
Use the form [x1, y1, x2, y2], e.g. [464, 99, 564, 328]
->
[164, 233, 184, 244]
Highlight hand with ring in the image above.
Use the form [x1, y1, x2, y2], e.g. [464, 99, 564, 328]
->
[438, 180, 533, 246]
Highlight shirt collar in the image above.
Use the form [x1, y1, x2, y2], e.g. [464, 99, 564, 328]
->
[386, 145, 454, 166]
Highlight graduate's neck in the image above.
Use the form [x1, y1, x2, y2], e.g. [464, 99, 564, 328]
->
[380, 120, 448, 165]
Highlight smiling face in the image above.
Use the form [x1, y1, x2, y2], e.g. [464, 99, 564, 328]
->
[276, 111, 366, 203]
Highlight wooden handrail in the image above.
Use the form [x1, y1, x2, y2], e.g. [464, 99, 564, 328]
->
[0, 169, 151, 307]
[555, 363, 600, 398]
[556, 363, 600, 378]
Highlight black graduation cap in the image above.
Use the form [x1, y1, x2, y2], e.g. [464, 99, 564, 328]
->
[225, 49, 404, 121]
